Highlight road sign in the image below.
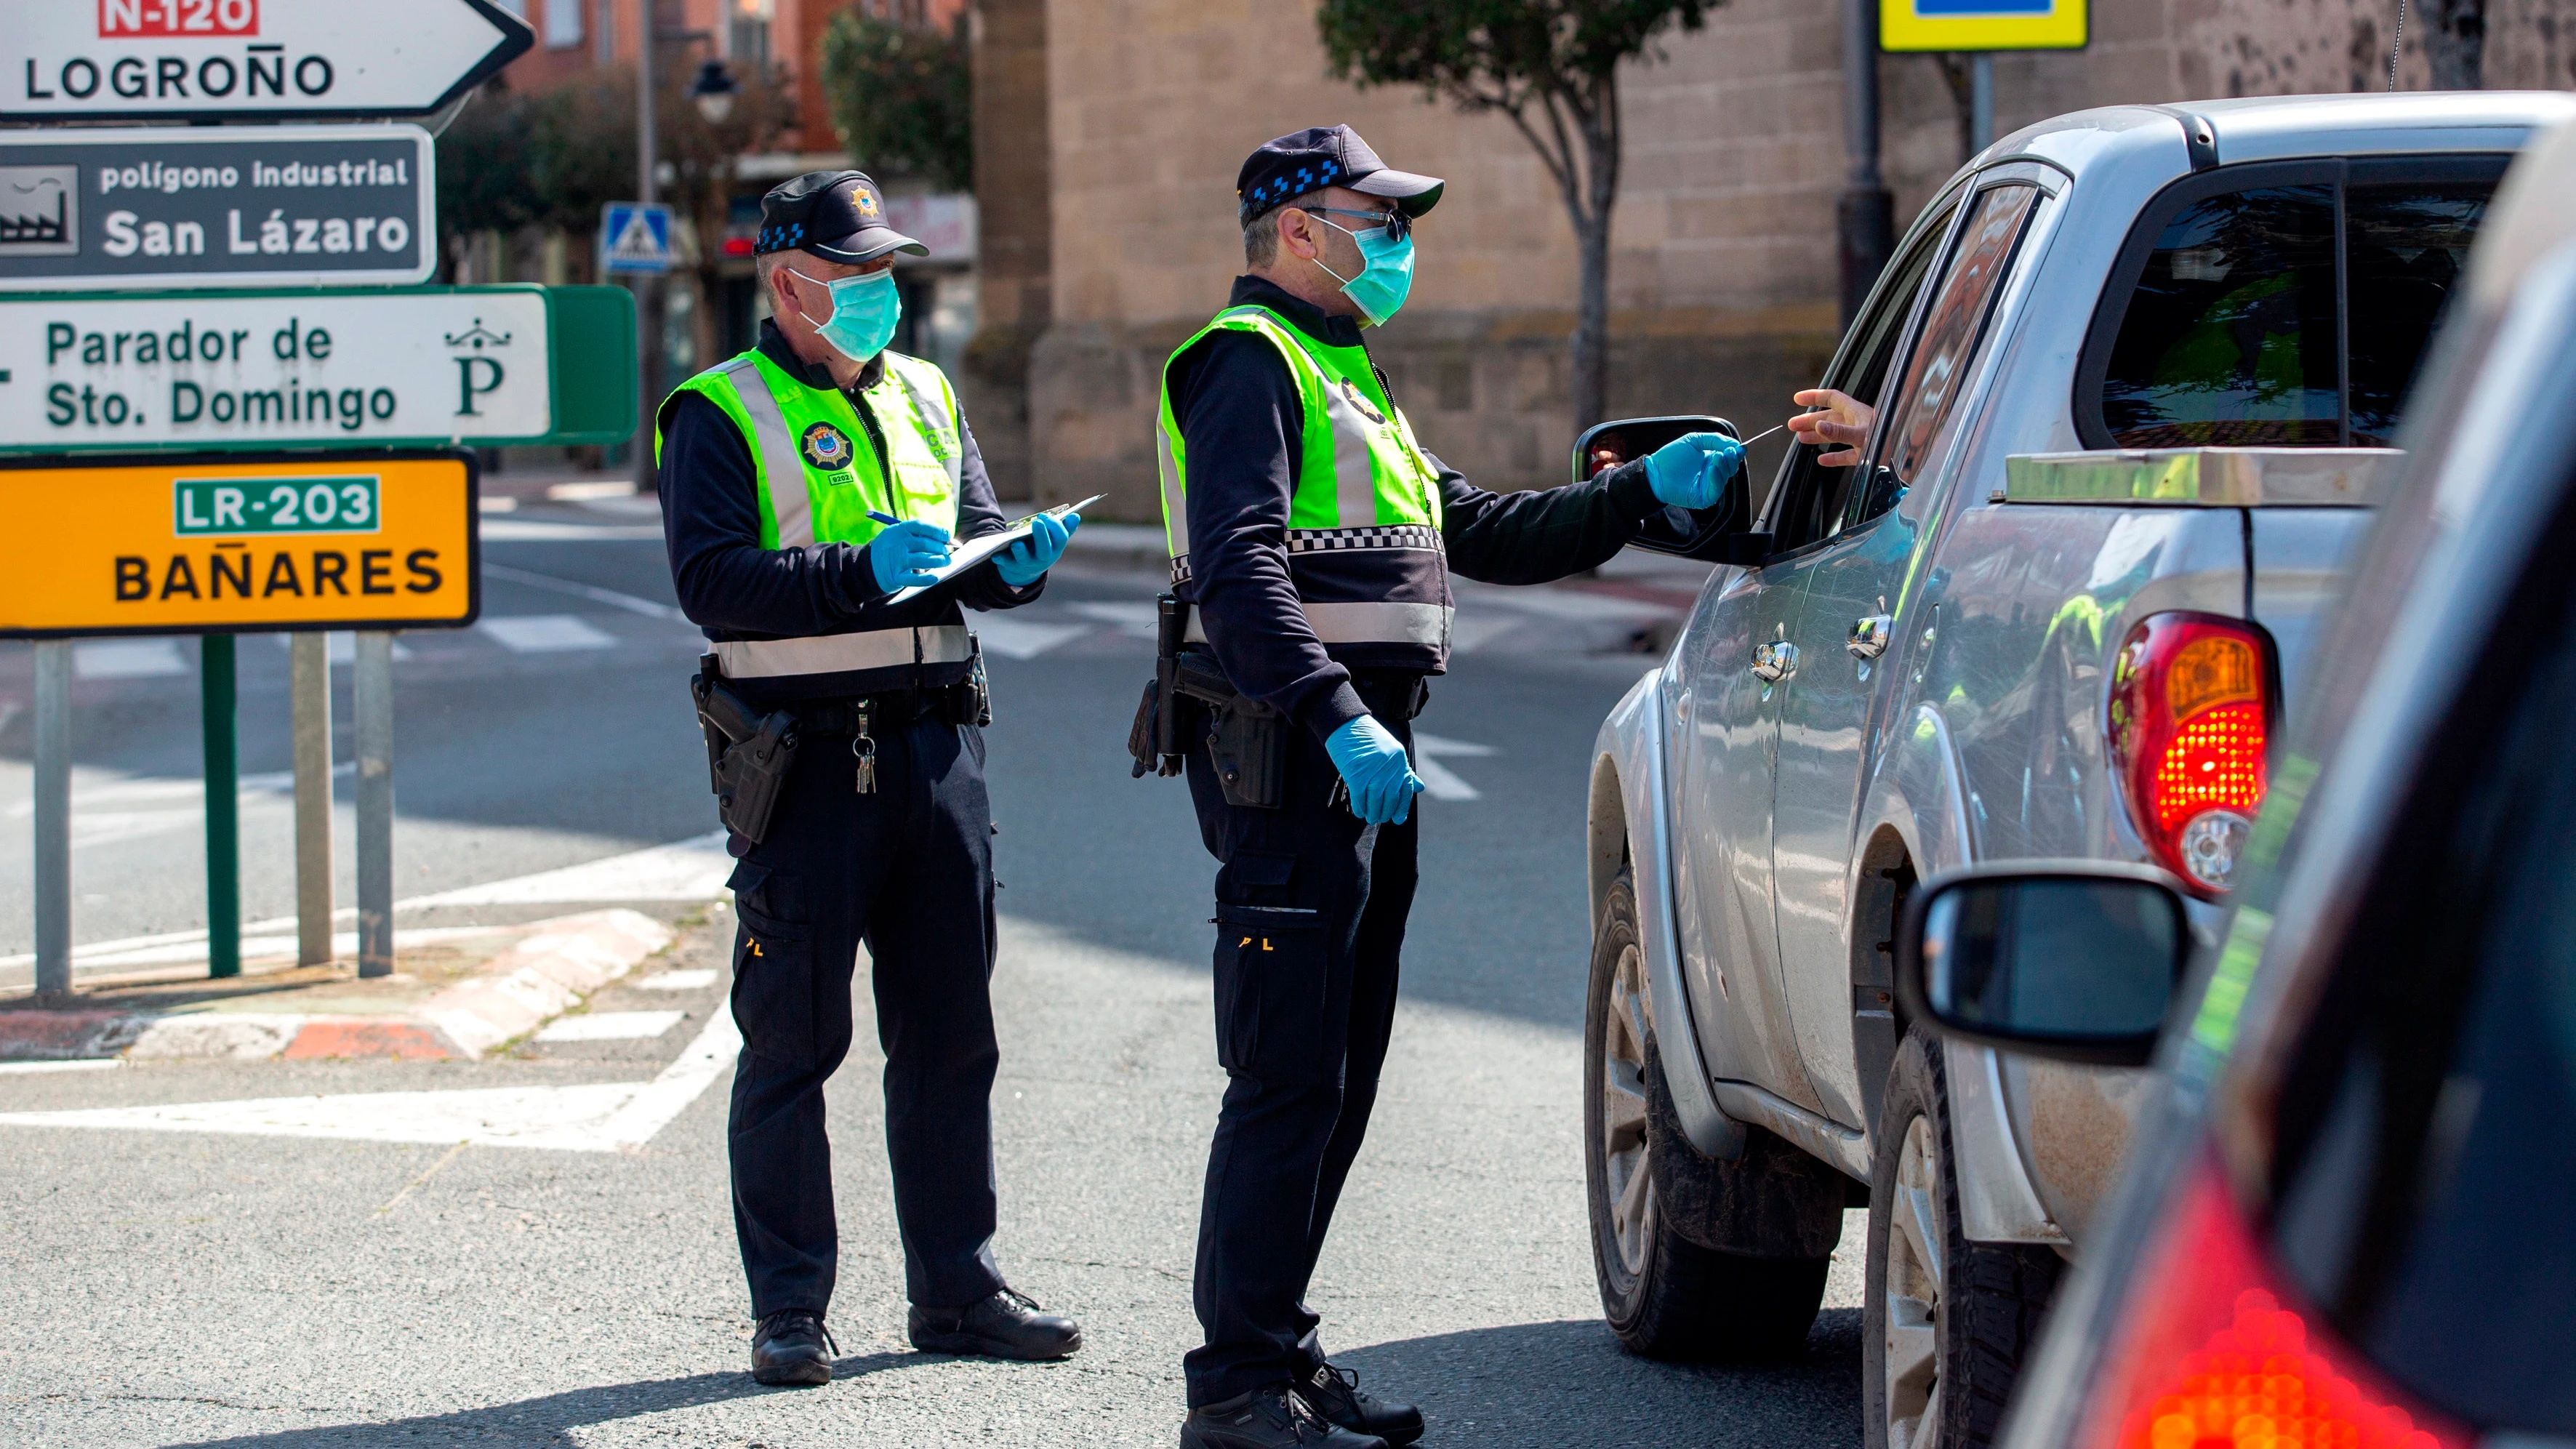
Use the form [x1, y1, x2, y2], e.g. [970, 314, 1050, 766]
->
[0, 450, 479, 638]
[602, 204, 674, 276]
[4, 0, 532, 124]
[0, 126, 433, 292]
[0, 284, 635, 454]
[1880, 0, 2086, 51]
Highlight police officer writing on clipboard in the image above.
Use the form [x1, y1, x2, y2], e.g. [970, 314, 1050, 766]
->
[1144, 127, 1746, 1448]
[657, 170, 1083, 1386]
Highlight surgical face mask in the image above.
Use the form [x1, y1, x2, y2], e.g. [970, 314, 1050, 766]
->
[1312, 216, 1416, 327]
[790, 266, 901, 362]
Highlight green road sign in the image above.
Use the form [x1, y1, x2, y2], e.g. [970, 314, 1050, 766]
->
[0, 283, 635, 455]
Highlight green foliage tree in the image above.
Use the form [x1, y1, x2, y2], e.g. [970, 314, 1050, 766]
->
[1318, 0, 1722, 429]
[435, 75, 638, 280]
[819, 9, 974, 192]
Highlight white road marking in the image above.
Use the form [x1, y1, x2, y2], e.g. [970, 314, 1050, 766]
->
[0, 1010, 744, 1153]
[1411, 733, 1496, 801]
[401, 830, 733, 907]
[1069, 601, 1160, 639]
[73, 640, 188, 679]
[974, 617, 1090, 659]
[480, 521, 667, 542]
[481, 564, 689, 623]
[637, 968, 718, 991]
[536, 1011, 686, 1042]
[478, 614, 619, 653]
[0, 1059, 121, 1076]
[268, 632, 413, 665]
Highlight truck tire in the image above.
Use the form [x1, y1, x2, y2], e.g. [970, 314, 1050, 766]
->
[1863, 1035, 2063, 1449]
[1586, 865, 1833, 1360]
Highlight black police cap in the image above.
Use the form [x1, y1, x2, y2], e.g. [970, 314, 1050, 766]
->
[755, 170, 928, 265]
[1236, 125, 1444, 226]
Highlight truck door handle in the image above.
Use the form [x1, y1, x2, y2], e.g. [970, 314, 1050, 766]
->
[1847, 614, 1893, 659]
[1751, 641, 1799, 683]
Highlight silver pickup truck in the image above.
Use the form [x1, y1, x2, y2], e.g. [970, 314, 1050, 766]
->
[1578, 92, 2575, 1449]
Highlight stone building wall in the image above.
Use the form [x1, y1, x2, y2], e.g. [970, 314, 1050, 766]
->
[995, 0, 2576, 516]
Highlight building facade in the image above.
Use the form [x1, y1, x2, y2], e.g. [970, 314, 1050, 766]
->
[973, 0, 2576, 515]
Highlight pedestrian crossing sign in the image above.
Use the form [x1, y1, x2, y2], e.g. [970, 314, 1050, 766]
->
[601, 203, 675, 276]
[1880, 0, 2085, 52]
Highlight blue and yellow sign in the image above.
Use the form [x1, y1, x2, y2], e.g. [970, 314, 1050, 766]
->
[1880, 0, 2086, 52]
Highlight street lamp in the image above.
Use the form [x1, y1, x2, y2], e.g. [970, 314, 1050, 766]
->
[691, 60, 738, 126]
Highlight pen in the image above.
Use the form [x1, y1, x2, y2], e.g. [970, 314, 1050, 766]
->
[867, 510, 901, 526]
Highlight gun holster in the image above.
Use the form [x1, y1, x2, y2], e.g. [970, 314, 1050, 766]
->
[691, 657, 799, 844]
[1128, 593, 1191, 779]
[1125, 595, 1285, 808]
[941, 636, 993, 728]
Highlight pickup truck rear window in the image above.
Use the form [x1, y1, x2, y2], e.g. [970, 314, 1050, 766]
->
[2084, 160, 2500, 449]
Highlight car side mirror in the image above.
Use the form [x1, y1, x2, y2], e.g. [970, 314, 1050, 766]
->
[1894, 863, 2195, 1067]
[1573, 415, 1770, 565]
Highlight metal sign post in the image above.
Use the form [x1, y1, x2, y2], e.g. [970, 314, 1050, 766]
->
[289, 632, 332, 967]
[353, 631, 394, 979]
[31, 641, 72, 1001]
[1, 0, 533, 124]
[1879, 0, 2087, 156]
[201, 633, 241, 978]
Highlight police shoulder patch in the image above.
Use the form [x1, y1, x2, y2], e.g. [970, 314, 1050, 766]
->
[800, 421, 854, 471]
[1340, 378, 1387, 426]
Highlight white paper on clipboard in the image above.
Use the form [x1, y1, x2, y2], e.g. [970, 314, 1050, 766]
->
[880, 494, 1107, 606]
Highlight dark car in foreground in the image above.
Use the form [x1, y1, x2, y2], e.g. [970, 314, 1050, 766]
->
[1895, 116, 2576, 1449]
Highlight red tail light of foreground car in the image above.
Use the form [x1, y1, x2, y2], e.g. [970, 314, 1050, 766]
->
[2074, 1155, 2469, 1449]
[2108, 612, 2272, 894]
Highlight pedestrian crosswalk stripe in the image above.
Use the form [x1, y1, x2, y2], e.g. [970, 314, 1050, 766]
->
[478, 614, 619, 653]
[73, 639, 188, 679]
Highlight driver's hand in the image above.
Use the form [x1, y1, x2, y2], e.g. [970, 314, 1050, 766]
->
[1789, 388, 1875, 467]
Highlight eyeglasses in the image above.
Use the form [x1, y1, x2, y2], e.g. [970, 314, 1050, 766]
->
[1299, 205, 1411, 242]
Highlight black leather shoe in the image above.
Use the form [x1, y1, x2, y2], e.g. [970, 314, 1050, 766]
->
[750, 1309, 836, 1387]
[1181, 1385, 1388, 1448]
[1294, 1363, 1422, 1447]
[907, 1288, 1083, 1360]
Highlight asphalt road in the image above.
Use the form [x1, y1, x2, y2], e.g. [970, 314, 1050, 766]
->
[0, 505, 1865, 1445]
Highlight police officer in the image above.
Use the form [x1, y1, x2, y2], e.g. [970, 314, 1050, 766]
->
[1157, 128, 1746, 1448]
[657, 170, 1083, 1386]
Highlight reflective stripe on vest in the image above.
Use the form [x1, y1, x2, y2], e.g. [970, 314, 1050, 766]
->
[1184, 600, 1451, 651]
[1157, 306, 1446, 647]
[662, 348, 963, 552]
[713, 624, 974, 680]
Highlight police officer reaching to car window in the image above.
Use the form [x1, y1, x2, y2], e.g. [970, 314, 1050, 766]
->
[1144, 127, 1747, 1448]
[657, 170, 1083, 1388]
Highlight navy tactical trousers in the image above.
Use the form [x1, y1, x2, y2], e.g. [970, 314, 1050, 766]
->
[724, 702, 1008, 1317]
[1181, 675, 1421, 1408]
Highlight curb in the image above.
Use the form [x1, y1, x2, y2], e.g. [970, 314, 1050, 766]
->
[0, 909, 678, 1064]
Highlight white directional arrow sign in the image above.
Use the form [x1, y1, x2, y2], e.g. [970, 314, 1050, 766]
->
[4, 0, 534, 124]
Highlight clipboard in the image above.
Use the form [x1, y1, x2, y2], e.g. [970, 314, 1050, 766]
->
[879, 493, 1107, 606]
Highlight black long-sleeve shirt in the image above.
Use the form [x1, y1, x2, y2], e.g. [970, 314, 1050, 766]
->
[657, 321, 1038, 702]
[1168, 276, 1664, 740]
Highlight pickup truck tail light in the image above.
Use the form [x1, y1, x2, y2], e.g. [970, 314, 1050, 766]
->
[2073, 1154, 2469, 1449]
[2108, 612, 2271, 893]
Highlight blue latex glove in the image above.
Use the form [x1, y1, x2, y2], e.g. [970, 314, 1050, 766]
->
[996, 510, 1079, 587]
[1644, 431, 1746, 510]
[867, 518, 952, 594]
[1324, 714, 1425, 826]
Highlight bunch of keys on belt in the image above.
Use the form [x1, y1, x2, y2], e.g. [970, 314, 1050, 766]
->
[852, 702, 876, 795]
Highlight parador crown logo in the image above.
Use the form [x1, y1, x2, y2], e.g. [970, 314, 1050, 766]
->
[801, 420, 854, 472]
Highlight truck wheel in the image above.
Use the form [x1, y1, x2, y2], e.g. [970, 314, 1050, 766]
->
[1863, 1035, 2063, 1449]
[1586, 866, 1831, 1360]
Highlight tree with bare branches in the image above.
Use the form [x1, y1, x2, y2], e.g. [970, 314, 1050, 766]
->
[1317, 0, 1723, 430]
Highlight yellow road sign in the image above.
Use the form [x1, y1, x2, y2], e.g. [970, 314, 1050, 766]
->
[1880, 0, 2086, 52]
[0, 451, 478, 637]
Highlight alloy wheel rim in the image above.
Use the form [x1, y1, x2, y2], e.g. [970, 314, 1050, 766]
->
[1883, 1112, 1943, 1449]
[1600, 939, 1656, 1277]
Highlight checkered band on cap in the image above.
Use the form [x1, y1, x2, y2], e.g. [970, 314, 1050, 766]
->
[1237, 158, 1341, 223]
[755, 221, 809, 254]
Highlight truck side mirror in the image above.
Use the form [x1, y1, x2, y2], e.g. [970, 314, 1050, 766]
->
[1893, 863, 2196, 1067]
[1573, 415, 1770, 564]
